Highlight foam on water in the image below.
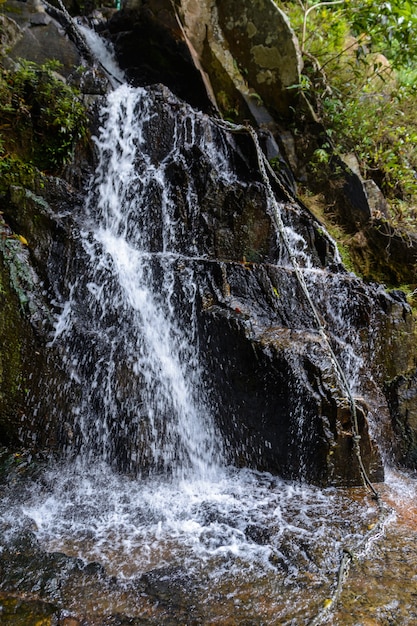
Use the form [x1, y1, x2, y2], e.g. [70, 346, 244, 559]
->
[16, 462, 372, 583]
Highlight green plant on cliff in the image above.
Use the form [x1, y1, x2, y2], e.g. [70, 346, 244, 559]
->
[275, 1, 417, 229]
[0, 155, 38, 195]
[0, 59, 88, 176]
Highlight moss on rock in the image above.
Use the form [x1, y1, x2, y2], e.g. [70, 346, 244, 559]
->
[0, 251, 33, 445]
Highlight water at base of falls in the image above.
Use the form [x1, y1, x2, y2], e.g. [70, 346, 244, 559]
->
[1, 458, 416, 624]
[19, 466, 370, 580]
[0, 458, 379, 623]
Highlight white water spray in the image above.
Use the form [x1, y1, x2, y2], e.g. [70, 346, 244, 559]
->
[50, 84, 228, 480]
[78, 22, 125, 86]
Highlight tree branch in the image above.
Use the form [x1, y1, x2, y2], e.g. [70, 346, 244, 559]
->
[302, 0, 345, 52]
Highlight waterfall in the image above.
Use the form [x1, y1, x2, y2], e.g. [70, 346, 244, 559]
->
[51, 84, 227, 479]
[13, 82, 367, 578]
[1, 62, 416, 625]
[0, 17, 416, 622]
[46, 75, 383, 485]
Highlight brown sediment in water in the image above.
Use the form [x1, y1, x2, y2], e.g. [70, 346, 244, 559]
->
[0, 470, 416, 625]
[331, 474, 417, 625]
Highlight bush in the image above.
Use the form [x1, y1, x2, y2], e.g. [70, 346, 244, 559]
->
[0, 59, 88, 173]
[275, 0, 417, 228]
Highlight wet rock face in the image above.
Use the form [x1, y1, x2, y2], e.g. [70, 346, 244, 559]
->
[0, 74, 409, 484]
[0, 175, 85, 450]
[78, 84, 392, 485]
[386, 370, 417, 469]
[106, 1, 213, 111]
[0, 250, 44, 447]
[196, 261, 386, 485]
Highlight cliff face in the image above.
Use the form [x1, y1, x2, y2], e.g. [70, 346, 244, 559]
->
[105, 0, 302, 120]
[0, 0, 415, 481]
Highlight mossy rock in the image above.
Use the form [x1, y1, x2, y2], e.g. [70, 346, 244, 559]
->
[0, 251, 38, 446]
[0, 211, 54, 448]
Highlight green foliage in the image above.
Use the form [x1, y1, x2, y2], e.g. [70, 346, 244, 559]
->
[299, 190, 360, 274]
[275, 0, 417, 228]
[0, 156, 38, 194]
[343, 0, 417, 69]
[321, 84, 417, 206]
[311, 144, 331, 168]
[0, 59, 88, 173]
[278, 1, 417, 67]
[396, 284, 417, 313]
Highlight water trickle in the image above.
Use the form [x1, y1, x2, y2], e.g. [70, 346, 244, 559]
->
[78, 23, 125, 86]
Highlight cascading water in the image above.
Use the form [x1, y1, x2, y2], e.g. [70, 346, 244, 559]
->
[77, 22, 125, 87]
[1, 52, 416, 624]
[51, 84, 225, 479]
